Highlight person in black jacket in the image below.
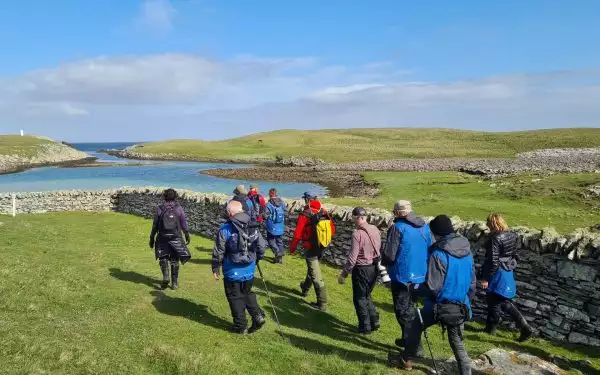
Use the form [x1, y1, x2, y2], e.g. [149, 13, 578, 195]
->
[480, 212, 532, 342]
[149, 188, 191, 290]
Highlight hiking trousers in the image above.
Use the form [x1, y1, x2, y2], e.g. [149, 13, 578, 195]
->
[486, 292, 528, 329]
[391, 281, 419, 340]
[301, 256, 328, 306]
[352, 264, 379, 331]
[404, 307, 471, 375]
[267, 234, 284, 258]
[223, 278, 263, 332]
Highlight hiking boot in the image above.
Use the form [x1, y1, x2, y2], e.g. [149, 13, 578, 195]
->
[170, 262, 179, 290]
[485, 324, 498, 336]
[233, 327, 248, 335]
[371, 322, 381, 332]
[518, 325, 533, 342]
[273, 256, 283, 264]
[399, 356, 413, 371]
[248, 315, 266, 334]
[357, 328, 372, 335]
[300, 282, 309, 297]
[309, 302, 327, 312]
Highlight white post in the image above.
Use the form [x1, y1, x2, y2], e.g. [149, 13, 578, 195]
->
[20, 129, 23, 136]
[12, 195, 16, 217]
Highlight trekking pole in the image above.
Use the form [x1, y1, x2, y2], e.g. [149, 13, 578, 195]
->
[256, 262, 286, 338]
[416, 304, 439, 374]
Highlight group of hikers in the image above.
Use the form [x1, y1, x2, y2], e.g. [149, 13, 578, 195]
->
[148, 185, 533, 375]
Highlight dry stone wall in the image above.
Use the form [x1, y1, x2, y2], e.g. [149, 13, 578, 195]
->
[1, 187, 599, 346]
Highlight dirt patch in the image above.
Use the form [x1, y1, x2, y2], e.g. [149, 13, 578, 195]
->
[202, 167, 380, 198]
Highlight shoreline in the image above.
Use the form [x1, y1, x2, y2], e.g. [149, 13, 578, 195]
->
[201, 167, 380, 198]
[0, 157, 98, 175]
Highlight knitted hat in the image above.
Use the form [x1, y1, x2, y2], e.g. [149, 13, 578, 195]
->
[393, 200, 412, 216]
[233, 184, 247, 195]
[430, 215, 454, 236]
[250, 183, 259, 189]
[302, 191, 317, 200]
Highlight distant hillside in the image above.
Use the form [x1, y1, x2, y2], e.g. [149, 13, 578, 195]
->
[123, 128, 600, 163]
[0, 134, 89, 173]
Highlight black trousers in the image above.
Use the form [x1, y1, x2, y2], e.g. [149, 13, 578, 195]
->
[224, 279, 262, 332]
[391, 281, 419, 339]
[351, 265, 379, 331]
[486, 291, 525, 328]
[404, 307, 471, 375]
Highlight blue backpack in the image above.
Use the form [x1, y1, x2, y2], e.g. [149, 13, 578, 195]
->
[270, 204, 285, 224]
[266, 202, 286, 235]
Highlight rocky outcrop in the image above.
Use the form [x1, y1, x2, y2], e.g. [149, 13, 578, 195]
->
[0, 139, 91, 174]
[1, 187, 600, 346]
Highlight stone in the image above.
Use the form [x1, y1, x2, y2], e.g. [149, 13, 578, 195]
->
[437, 348, 565, 375]
[516, 298, 538, 309]
[568, 332, 600, 346]
[557, 305, 590, 323]
[557, 260, 598, 282]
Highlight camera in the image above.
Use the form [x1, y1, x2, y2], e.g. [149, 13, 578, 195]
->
[377, 261, 391, 287]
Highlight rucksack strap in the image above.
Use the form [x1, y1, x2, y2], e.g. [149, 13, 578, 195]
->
[358, 227, 381, 258]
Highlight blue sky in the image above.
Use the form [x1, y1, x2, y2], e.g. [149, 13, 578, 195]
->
[0, 0, 599, 141]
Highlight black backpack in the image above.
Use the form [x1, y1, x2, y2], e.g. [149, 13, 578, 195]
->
[160, 204, 180, 234]
[232, 221, 259, 263]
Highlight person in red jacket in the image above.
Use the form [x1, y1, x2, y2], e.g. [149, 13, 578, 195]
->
[248, 184, 267, 222]
[290, 192, 335, 311]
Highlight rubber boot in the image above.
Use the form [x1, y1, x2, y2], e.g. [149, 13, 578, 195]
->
[505, 302, 533, 342]
[170, 262, 179, 290]
[159, 258, 170, 289]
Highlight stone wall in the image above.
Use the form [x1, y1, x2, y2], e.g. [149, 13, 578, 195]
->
[1, 187, 600, 346]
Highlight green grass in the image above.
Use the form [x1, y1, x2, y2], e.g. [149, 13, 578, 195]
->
[133, 128, 600, 162]
[0, 212, 598, 374]
[327, 172, 600, 233]
[0, 135, 53, 157]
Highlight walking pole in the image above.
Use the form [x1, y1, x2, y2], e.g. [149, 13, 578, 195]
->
[415, 304, 439, 374]
[256, 262, 285, 338]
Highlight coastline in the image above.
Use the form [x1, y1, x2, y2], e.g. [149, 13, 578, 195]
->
[0, 157, 98, 175]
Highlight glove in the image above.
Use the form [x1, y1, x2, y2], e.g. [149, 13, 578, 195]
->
[149, 236, 155, 249]
[184, 232, 190, 245]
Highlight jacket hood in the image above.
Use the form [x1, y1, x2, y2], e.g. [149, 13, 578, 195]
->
[394, 212, 425, 228]
[163, 201, 179, 208]
[308, 200, 322, 214]
[269, 197, 283, 207]
[230, 212, 251, 226]
[434, 234, 472, 258]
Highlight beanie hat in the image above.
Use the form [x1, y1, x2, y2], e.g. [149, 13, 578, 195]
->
[302, 191, 317, 200]
[250, 183, 259, 189]
[393, 200, 412, 217]
[352, 207, 367, 217]
[430, 215, 454, 236]
[233, 184, 247, 195]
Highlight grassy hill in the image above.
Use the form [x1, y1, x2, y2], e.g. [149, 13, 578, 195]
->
[0, 135, 56, 157]
[0, 212, 596, 374]
[130, 128, 600, 163]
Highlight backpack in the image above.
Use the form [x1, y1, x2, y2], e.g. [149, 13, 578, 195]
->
[269, 203, 285, 224]
[309, 209, 333, 250]
[160, 204, 179, 234]
[232, 221, 259, 263]
[246, 198, 259, 222]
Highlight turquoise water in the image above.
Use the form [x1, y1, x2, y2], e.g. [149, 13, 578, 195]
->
[0, 143, 327, 198]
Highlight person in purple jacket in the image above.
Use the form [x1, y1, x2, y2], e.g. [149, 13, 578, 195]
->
[149, 188, 191, 289]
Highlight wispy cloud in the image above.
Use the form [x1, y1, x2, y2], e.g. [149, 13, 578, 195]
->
[135, 0, 177, 33]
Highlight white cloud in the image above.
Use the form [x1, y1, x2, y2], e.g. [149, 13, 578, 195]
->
[0, 52, 598, 141]
[135, 0, 177, 33]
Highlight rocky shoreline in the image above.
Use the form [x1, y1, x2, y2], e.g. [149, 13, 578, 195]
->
[0, 141, 93, 175]
[202, 168, 380, 198]
[110, 146, 600, 179]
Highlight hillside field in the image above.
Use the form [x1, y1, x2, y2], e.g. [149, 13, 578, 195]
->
[131, 128, 600, 162]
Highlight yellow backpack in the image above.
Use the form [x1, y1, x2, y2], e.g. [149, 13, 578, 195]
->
[310, 210, 333, 249]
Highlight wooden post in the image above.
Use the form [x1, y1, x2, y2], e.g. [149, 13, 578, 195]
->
[12, 194, 16, 217]
[20, 129, 24, 136]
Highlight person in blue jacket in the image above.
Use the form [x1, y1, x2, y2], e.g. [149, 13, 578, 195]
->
[381, 200, 433, 348]
[212, 200, 267, 334]
[263, 188, 287, 264]
[401, 215, 476, 375]
[481, 213, 532, 342]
